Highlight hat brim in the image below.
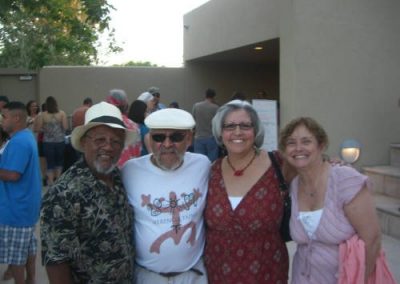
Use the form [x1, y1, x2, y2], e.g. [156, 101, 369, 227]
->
[71, 122, 138, 152]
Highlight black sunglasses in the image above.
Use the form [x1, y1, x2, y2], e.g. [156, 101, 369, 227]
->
[151, 132, 186, 143]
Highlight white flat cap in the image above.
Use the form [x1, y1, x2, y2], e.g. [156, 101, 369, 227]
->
[145, 108, 195, 130]
[137, 92, 153, 103]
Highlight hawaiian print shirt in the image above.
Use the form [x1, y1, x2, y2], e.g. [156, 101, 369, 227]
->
[40, 159, 134, 283]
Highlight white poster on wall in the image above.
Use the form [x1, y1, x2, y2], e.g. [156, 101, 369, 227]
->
[252, 99, 278, 151]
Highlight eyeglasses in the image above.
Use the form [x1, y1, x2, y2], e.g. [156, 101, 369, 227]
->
[222, 122, 254, 131]
[151, 132, 186, 143]
[85, 135, 124, 149]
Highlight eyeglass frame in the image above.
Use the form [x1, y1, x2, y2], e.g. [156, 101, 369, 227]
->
[84, 134, 124, 149]
[222, 122, 254, 131]
[151, 132, 187, 143]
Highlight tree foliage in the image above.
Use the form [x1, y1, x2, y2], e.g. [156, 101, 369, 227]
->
[113, 61, 159, 67]
[0, 0, 119, 69]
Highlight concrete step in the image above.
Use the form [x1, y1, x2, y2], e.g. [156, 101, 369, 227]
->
[390, 143, 400, 167]
[363, 165, 400, 199]
[374, 194, 400, 240]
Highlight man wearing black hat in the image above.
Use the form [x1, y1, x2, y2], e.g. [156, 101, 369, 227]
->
[41, 102, 138, 283]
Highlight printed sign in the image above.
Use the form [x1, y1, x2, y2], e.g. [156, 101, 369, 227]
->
[252, 99, 278, 151]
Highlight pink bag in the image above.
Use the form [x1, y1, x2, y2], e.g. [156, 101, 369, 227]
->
[338, 235, 397, 284]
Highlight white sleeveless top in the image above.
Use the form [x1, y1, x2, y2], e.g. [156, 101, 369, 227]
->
[298, 209, 323, 238]
[228, 196, 243, 210]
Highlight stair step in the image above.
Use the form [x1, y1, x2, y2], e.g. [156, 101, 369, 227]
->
[374, 194, 400, 240]
[363, 165, 400, 199]
[390, 143, 400, 167]
[374, 194, 400, 217]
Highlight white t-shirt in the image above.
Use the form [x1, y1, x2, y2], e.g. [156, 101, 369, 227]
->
[122, 152, 211, 273]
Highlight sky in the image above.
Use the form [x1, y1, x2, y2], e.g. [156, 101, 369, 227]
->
[98, 0, 210, 67]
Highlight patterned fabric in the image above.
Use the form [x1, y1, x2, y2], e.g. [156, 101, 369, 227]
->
[42, 113, 65, 143]
[41, 159, 134, 283]
[0, 225, 36, 265]
[204, 158, 289, 284]
[117, 115, 141, 167]
[290, 165, 367, 284]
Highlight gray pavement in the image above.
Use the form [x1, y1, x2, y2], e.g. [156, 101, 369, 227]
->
[1, 229, 399, 284]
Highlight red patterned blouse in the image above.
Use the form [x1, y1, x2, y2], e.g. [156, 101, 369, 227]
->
[204, 158, 289, 284]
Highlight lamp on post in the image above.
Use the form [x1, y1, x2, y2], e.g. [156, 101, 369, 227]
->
[340, 139, 361, 164]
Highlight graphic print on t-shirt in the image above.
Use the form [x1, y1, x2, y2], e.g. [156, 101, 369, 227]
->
[141, 189, 202, 254]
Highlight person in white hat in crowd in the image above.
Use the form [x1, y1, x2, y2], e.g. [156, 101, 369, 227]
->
[40, 102, 138, 283]
[147, 86, 166, 112]
[137, 91, 156, 113]
[122, 108, 210, 284]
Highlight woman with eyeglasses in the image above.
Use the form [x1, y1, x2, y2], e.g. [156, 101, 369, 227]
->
[204, 100, 294, 283]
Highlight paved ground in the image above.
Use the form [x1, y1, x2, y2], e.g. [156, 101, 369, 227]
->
[1, 228, 399, 283]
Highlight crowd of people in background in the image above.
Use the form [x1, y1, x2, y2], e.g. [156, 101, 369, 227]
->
[0, 87, 394, 284]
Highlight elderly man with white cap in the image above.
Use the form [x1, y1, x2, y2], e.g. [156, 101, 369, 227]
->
[122, 108, 210, 284]
[41, 102, 138, 283]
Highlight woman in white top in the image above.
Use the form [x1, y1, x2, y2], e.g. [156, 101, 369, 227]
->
[279, 117, 381, 284]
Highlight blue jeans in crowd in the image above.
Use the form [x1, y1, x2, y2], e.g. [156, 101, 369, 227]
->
[194, 137, 219, 162]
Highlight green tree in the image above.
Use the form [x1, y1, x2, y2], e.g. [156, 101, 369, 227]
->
[0, 0, 120, 69]
[113, 61, 159, 67]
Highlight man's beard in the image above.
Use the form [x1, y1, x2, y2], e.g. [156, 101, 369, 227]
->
[153, 148, 184, 171]
[94, 160, 117, 175]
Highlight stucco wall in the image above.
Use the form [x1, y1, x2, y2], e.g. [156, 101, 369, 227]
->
[279, 0, 400, 167]
[0, 69, 37, 103]
[39, 66, 184, 115]
[184, 0, 279, 60]
[38, 63, 278, 116]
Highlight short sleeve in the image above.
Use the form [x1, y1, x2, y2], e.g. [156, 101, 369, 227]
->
[0, 137, 30, 173]
[333, 165, 369, 206]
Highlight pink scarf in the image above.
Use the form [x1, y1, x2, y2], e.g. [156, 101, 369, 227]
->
[338, 234, 397, 284]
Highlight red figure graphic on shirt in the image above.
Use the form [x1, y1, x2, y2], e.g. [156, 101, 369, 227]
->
[141, 189, 202, 254]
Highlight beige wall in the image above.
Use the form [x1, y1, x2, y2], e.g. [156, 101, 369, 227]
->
[279, 0, 400, 168]
[38, 63, 278, 116]
[183, 0, 279, 60]
[39, 66, 184, 115]
[0, 69, 37, 104]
